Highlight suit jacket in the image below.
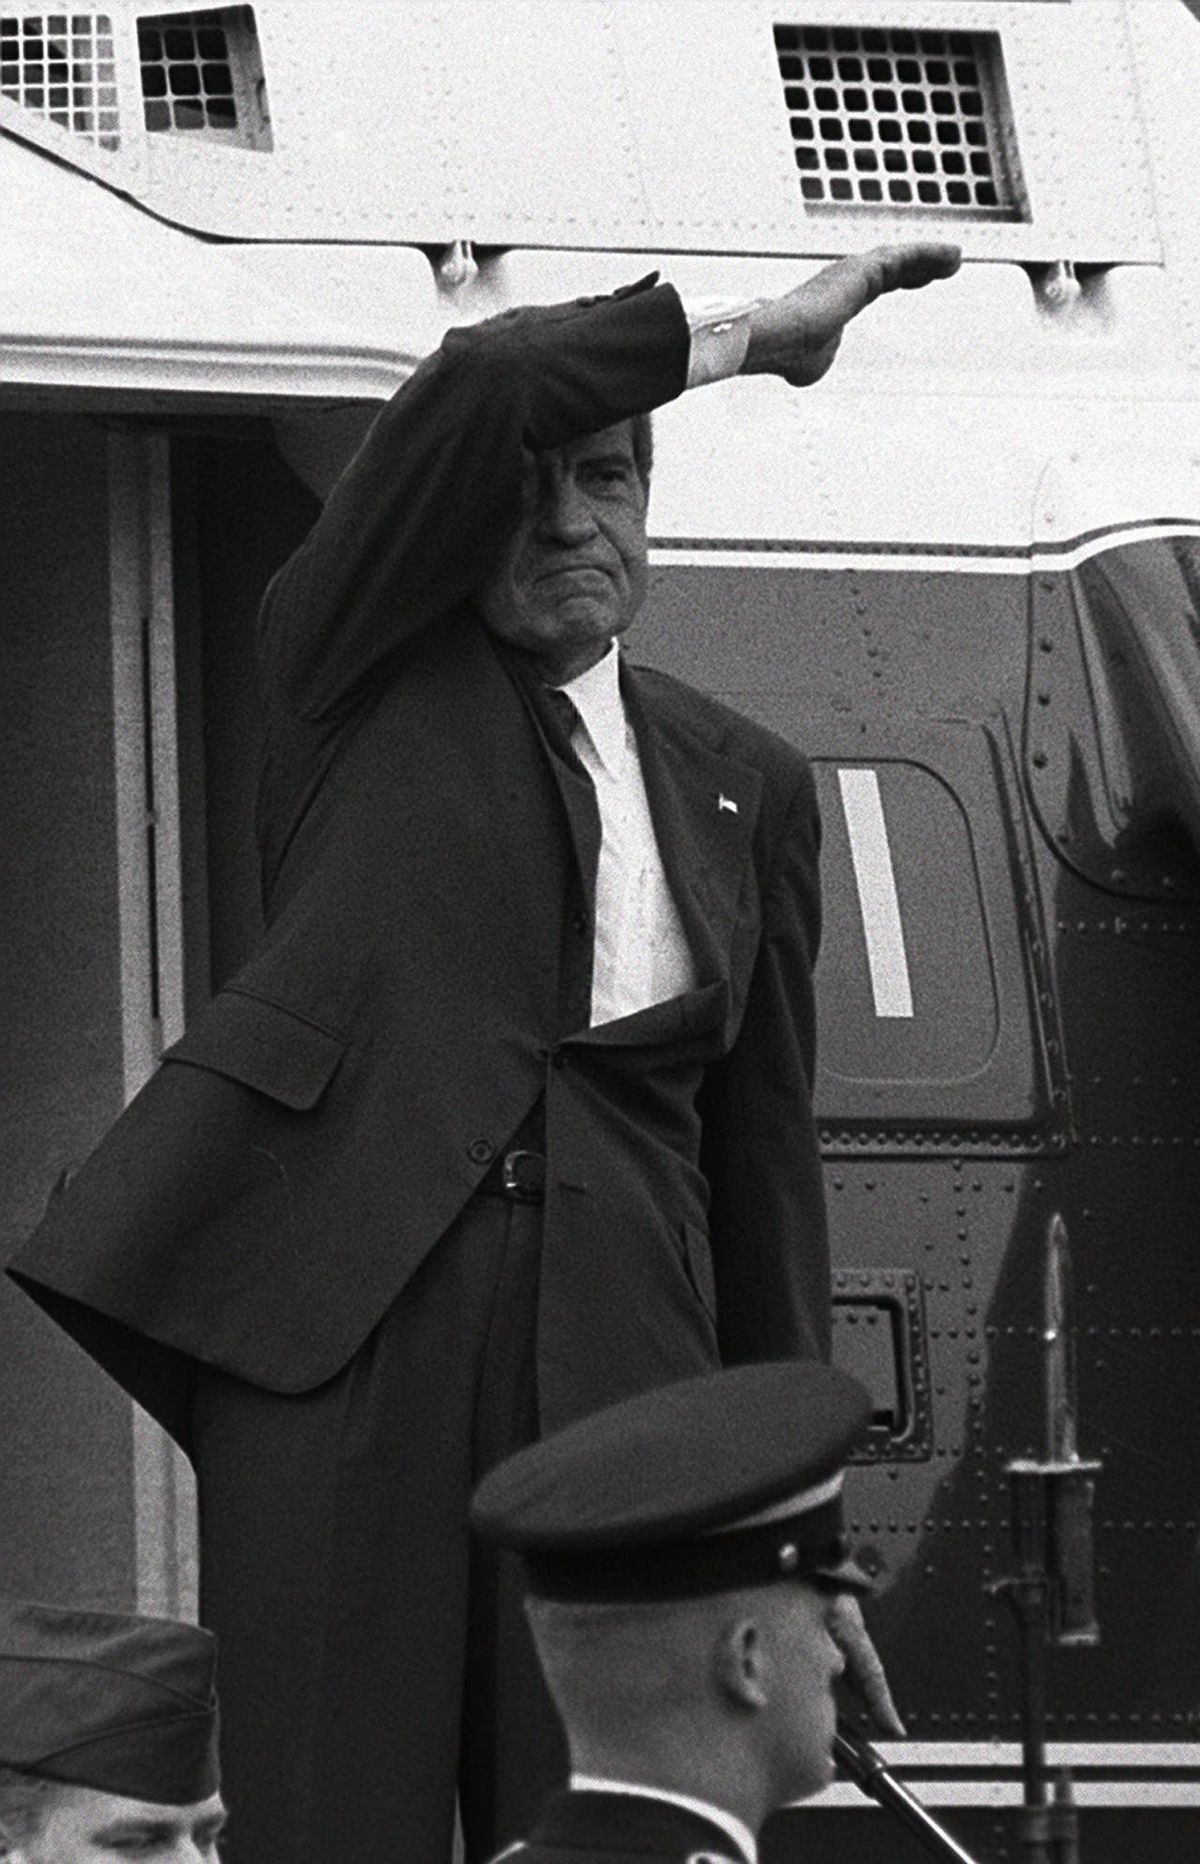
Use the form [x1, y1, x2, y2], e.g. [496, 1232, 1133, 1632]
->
[9, 277, 829, 1432]
[492, 1788, 746, 1864]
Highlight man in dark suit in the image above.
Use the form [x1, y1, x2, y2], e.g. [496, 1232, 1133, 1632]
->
[471, 1360, 878, 1864]
[9, 244, 957, 1863]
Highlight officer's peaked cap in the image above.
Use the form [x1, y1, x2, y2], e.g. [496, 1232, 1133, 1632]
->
[471, 1361, 874, 1602]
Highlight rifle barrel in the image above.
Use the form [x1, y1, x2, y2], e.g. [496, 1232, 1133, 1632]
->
[835, 1724, 983, 1864]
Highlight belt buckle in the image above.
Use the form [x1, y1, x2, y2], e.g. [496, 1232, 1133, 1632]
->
[502, 1149, 544, 1204]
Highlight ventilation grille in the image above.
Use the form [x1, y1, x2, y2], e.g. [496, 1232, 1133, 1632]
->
[774, 24, 1026, 218]
[138, 3, 270, 148]
[0, 13, 119, 148]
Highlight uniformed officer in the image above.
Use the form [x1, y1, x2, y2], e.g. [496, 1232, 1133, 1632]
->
[471, 1360, 881, 1864]
[0, 1599, 225, 1863]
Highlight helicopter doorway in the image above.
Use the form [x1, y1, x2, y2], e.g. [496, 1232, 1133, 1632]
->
[0, 414, 195, 1619]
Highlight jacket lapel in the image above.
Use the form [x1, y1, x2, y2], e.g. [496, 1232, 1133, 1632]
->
[490, 641, 762, 1005]
[621, 664, 761, 989]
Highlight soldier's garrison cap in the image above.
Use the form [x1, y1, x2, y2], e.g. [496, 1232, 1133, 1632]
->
[0, 1599, 219, 1803]
[471, 1361, 874, 1602]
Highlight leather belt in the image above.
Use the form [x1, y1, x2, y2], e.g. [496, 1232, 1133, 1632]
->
[477, 1148, 546, 1204]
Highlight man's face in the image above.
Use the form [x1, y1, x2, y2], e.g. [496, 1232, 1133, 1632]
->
[765, 1584, 847, 1803]
[477, 423, 650, 682]
[15, 1786, 226, 1862]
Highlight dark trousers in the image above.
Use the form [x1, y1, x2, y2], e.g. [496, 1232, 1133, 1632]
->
[192, 1193, 566, 1864]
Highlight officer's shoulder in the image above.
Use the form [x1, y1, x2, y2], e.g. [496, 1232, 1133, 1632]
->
[484, 1845, 679, 1863]
[488, 1851, 735, 1863]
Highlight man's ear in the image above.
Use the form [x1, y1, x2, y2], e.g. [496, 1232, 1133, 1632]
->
[713, 1615, 770, 1711]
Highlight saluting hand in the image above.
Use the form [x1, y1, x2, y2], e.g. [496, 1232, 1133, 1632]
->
[828, 1589, 906, 1738]
[742, 241, 963, 387]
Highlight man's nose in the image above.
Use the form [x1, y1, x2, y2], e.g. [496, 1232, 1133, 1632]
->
[536, 476, 596, 543]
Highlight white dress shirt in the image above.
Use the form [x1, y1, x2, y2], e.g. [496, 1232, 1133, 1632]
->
[543, 298, 755, 1025]
[570, 1773, 757, 1862]
[683, 297, 758, 388]
[552, 644, 696, 1027]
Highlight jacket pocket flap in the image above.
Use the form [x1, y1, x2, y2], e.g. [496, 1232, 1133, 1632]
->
[163, 989, 346, 1111]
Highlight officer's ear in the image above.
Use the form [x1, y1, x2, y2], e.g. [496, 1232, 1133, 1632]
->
[713, 1616, 769, 1711]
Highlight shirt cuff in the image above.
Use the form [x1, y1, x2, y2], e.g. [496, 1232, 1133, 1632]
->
[682, 295, 758, 388]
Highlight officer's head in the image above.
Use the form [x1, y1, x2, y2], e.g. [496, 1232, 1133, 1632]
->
[0, 1771, 225, 1863]
[477, 415, 654, 684]
[525, 1570, 847, 1809]
[0, 1602, 223, 1864]
[472, 1360, 875, 1828]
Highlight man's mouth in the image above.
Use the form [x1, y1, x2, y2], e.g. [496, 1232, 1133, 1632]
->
[535, 563, 611, 583]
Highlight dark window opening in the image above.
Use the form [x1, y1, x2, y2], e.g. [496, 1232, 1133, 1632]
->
[0, 11, 118, 148]
[137, 3, 271, 148]
[772, 22, 1027, 219]
[833, 1273, 932, 1463]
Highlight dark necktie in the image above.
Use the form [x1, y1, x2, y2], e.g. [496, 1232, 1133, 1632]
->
[542, 685, 582, 763]
[538, 684, 600, 994]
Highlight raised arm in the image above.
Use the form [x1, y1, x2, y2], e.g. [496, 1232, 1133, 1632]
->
[259, 242, 962, 726]
[257, 277, 691, 724]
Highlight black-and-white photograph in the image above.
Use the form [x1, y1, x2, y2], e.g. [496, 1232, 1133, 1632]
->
[2, 4, 1199, 1860]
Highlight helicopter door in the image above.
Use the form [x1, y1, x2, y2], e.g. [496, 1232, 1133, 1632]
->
[810, 719, 1066, 1153]
[804, 719, 1068, 1471]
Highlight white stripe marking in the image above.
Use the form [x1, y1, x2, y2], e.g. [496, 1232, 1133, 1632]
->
[837, 768, 913, 1020]
[649, 522, 1200, 578]
[813, 1780, 1200, 1809]
[856, 1742, 1200, 1766]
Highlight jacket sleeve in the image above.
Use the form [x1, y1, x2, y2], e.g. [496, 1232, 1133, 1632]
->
[698, 761, 831, 1363]
[256, 277, 691, 727]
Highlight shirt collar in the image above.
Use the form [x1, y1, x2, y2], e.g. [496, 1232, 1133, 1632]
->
[569, 1773, 757, 1863]
[552, 640, 628, 777]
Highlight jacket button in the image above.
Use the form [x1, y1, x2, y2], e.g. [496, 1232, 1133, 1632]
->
[467, 1138, 493, 1164]
[549, 1049, 567, 1071]
[572, 910, 589, 935]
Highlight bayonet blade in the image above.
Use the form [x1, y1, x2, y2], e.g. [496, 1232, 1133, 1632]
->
[1043, 1212, 1078, 1464]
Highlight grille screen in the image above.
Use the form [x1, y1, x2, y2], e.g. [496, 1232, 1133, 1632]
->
[138, 4, 270, 147]
[774, 24, 1026, 218]
[0, 13, 118, 148]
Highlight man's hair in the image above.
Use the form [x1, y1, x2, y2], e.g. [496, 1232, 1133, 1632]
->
[0, 1768, 55, 1847]
[524, 1591, 732, 1735]
[631, 411, 654, 492]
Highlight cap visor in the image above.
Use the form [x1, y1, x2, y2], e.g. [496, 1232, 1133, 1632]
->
[812, 1551, 875, 1594]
